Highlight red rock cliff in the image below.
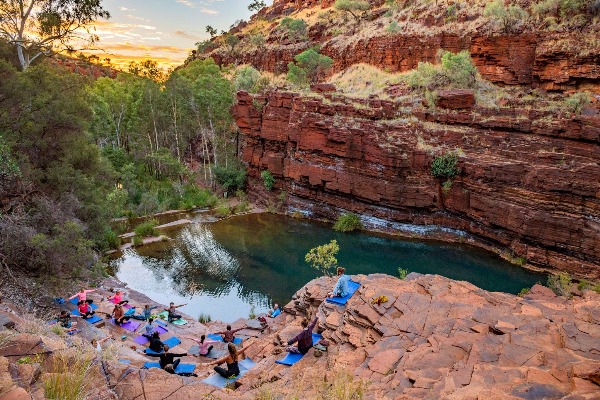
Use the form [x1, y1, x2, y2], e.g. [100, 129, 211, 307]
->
[234, 90, 600, 279]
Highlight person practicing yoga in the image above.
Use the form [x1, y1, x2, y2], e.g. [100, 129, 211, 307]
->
[328, 267, 350, 298]
[77, 300, 96, 319]
[213, 325, 244, 343]
[148, 331, 164, 353]
[286, 316, 319, 355]
[131, 304, 158, 321]
[185, 334, 218, 357]
[136, 317, 159, 340]
[268, 303, 281, 318]
[107, 290, 129, 305]
[68, 287, 96, 305]
[146, 344, 187, 372]
[165, 302, 186, 323]
[203, 342, 253, 378]
[111, 304, 131, 325]
[56, 310, 80, 333]
[91, 335, 113, 352]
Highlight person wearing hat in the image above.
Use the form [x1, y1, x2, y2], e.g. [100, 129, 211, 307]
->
[328, 267, 350, 298]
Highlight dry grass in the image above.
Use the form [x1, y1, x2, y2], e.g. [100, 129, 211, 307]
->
[17, 315, 54, 337]
[327, 64, 405, 98]
[44, 346, 97, 400]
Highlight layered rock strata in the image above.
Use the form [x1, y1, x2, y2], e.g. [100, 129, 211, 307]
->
[234, 90, 600, 278]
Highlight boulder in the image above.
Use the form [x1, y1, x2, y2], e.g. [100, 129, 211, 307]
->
[435, 90, 476, 109]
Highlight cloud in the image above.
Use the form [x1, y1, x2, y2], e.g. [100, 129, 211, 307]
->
[175, 30, 198, 40]
[175, 0, 219, 14]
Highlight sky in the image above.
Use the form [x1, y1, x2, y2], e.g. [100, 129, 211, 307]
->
[86, 0, 274, 70]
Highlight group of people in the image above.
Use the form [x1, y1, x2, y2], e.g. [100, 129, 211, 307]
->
[53, 268, 351, 379]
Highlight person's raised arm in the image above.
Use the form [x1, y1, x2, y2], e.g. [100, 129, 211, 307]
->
[287, 331, 302, 346]
[238, 342, 253, 356]
[135, 324, 146, 334]
[67, 293, 79, 300]
[233, 327, 245, 333]
[174, 303, 187, 309]
[204, 354, 228, 366]
[184, 336, 201, 344]
[146, 352, 161, 358]
[85, 289, 96, 294]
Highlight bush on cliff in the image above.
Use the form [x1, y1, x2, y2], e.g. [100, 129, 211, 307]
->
[134, 219, 159, 238]
[213, 163, 247, 193]
[548, 272, 572, 296]
[406, 50, 477, 92]
[333, 213, 363, 232]
[564, 91, 592, 114]
[287, 48, 334, 86]
[431, 152, 461, 180]
[305, 240, 339, 276]
[335, 0, 372, 23]
[278, 17, 308, 42]
[261, 170, 275, 191]
[484, 0, 528, 34]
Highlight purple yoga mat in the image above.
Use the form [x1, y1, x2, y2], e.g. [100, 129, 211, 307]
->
[109, 298, 132, 308]
[114, 320, 141, 332]
[133, 326, 168, 345]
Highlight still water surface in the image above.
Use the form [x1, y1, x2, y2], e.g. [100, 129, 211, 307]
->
[110, 213, 546, 322]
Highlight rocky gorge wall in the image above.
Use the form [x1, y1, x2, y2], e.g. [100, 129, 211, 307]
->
[233, 90, 600, 279]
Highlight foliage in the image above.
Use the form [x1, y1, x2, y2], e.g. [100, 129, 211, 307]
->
[225, 34, 240, 52]
[134, 219, 159, 238]
[261, 170, 275, 191]
[287, 48, 334, 86]
[249, 33, 266, 49]
[398, 268, 409, 280]
[547, 272, 572, 296]
[198, 313, 212, 324]
[248, 0, 267, 12]
[234, 65, 269, 93]
[44, 346, 95, 400]
[333, 213, 363, 232]
[305, 240, 340, 276]
[532, 0, 600, 25]
[279, 17, 308, 41]
[441, 180, 453, 194]
[406, 50, 477, 92]
[577, 279, 590, 291]
[334, 0, 372, 22]
[518, 287, 531, 297]
[484, 1, 528, 34]
[431, 152, 460, 179]
[318, 371, 367, 400]
[214, 164, 247, 193]
[206, 25, 217, 37]
[386, 21, 402, 33]
[565, 91, 591, 114]
[248, 305, 257, 320]
[128, 59, 165, 82]
[214, 202, 232, 218]
[0, 0, 110, 70]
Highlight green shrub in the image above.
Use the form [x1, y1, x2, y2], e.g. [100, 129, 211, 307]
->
[305, 239, 339, 276]
[103, 228, 120, 250]
[517, 287, 531, 297]
[431, 152, 460, 179]
[406, 50, 477, 92]
[261, 170, 275, 191]
[249, 33, 266, 48]
[287, 48, 334, 86]
[225, 34, 240, 52]
[547, 272, 572, 296]
[484, 0, 528, 33]
[335, 0, 371, 22]
[398, 268, 409, 279]
[134, 219, 158, 238]
[279, 17, 307, 41]
[235, 200, 250, 214]
[234, 65, 269, 93]
[386, 21, 402, 33]
[198, 313, 212, 324]
[213, 164, 247, 193]
[577, 279, 590, 291]
[214, 202, 232, 218]
[565, 91, 591, 115]
[179, 185, 217, 210]
[441, 179, 453, 194]
[333, 213, 363, 232]
[44, 347, 95, 400]
[532, 0, 600, 23]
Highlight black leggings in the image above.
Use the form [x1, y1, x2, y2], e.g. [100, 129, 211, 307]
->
[115, 316, 131, 325]
[164, 359, 180, 373]
[81, 311, 95, 319]
[168, 313, 181, 322]
[214, 363, 239, 378]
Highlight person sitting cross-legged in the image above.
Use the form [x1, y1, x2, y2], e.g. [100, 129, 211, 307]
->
[77, 300, 96, 319]
[146, 344, 187, 372]
[286, 316, 319, 355]
[202, 342, 253, 379]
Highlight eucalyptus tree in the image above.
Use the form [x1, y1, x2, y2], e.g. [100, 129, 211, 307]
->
[0, 0, 110, 70]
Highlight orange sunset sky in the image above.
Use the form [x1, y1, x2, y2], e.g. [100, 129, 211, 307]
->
[85, 0, 273, 70]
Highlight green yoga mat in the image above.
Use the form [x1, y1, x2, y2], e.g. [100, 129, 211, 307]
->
[157, 311, 188, 325]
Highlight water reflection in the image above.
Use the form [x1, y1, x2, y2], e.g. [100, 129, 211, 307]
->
[110, 213, 547, 322]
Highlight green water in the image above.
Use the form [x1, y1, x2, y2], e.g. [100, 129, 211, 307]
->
[111, 213, 546, 322]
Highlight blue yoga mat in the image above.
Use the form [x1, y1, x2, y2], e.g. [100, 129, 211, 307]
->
[276, 333, 322, 366]
[69, 298, 99, 309]
[207, 334, 243, 345]
[325, 281, 361, 305]
[70, 310, 103, 324]
[143, 362, 195, 374]
[201, 358, 255, 388]
[119, 359, 131, 365]
[144, 336, 181, 355]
